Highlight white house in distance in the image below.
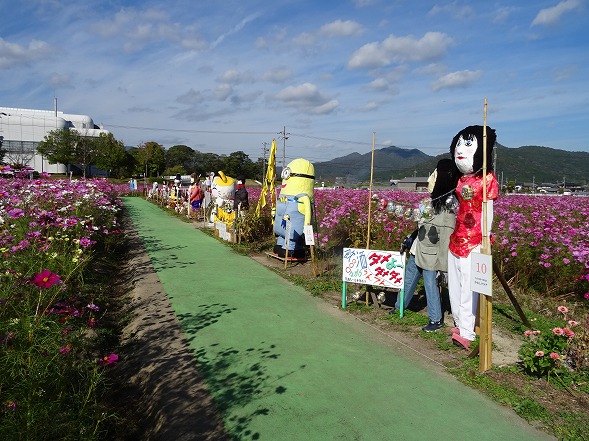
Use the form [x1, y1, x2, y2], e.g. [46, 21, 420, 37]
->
[0, 104, 109, 174]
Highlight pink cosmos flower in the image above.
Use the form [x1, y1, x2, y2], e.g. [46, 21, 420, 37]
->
[523, 330, 533, 337]
[563, 327, 575, 338]
[79, 237, 95, 248]
[59, 344, 73, 355]
[98, 353, 119, 366]
[535, 351, 545, 357]
[87, 303, 100, 312]
[557, 305, 569, 313]
[31, 270, 61, 288]
[7, 208, 25, 219]
[549, 352, 560, 360]
[568, 320, 579, 326]
[552, 327, 564, 336]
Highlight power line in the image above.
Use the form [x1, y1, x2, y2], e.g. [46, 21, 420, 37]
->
[104, 123, 275, 136]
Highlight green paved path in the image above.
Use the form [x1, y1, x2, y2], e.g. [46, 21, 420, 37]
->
[123, 197, 553, 441]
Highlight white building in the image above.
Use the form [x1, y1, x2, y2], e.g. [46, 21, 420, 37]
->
[0, 105, 109, 174]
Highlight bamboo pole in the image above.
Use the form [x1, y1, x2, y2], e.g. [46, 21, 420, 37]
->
[479, 98, 493, 372]
[366, 132, 375, 249]
[366, 132, 376, 305]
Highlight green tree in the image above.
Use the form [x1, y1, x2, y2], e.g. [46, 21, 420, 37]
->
[163, 165, 186, 177]
[221, 150, 255, 179]
[37, 128, 101, 177]
[137, 141, 166, 177]
[196, 152, 222, 176]
[74, 133, 99, 178]
[94, 133, 127, 178]
[166, 145, 195, 172]
[37, 128, 78, 172]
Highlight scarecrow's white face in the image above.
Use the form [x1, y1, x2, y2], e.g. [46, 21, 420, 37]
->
[454, 134, 477, 174]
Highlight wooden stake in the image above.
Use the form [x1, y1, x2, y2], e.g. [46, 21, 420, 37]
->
[310, 244, 317, 277]
[479, 98, 493, 372]
[366, 132, 375, 250]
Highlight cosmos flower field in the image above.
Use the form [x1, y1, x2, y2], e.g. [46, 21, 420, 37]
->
[252, 186, 589, 301]
[0, 175, 128, 439]
[2, 178, 587, 438]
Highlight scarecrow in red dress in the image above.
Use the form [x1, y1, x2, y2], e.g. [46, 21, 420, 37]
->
[447, 125, 499, 350]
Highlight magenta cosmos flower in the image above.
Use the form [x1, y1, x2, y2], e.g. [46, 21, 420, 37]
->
[31, 270, 61, 288]
[98, 353, 119, 366]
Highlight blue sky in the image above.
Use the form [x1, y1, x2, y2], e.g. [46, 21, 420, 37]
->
[1, 0, 587, 166]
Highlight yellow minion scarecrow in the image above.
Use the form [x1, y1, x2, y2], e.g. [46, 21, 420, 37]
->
[272, 158, 315, 258]
[211, 171, 236, 224]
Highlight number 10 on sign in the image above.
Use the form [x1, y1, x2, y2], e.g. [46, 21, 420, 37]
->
[471, 252, 492, 296]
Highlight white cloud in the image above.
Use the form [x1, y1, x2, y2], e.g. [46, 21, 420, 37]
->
[262, 67, 293, 83]
[368, 68, 405, 93]
[211, 12, 261, 49]
[348, 32, 453, 69]
[431, 69, 482, 91]
[369, 78, 389, 91]
[532, 0, 582, 26]
[47, 72, 74, 88]
[91, 7, 206, 52]
[353, 0, 376, 7]
[214, 84, 233, 101]
[360, 100, 380, 111]
[415, 63, 446, 76]
[217, 69, 250, 85]
[492, 7, 515, 24]
[319, 20, 364, 38]
[176, 88, 205, 105]
[0, 38, 52, 69]
[552, 65, 578, 81]
[292, 32, 316, 47]
[428, 2, 474, 19]
[274, 82, 339, 115]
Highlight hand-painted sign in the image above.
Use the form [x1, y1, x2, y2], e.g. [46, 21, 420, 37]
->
[342, 248, 405, 289]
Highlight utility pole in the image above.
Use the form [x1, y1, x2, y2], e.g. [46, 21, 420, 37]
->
[261, 142, 268, 182]
[278, 126, 289, 170]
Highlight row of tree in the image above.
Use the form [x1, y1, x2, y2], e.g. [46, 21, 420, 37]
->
[34, 129, 263, 180]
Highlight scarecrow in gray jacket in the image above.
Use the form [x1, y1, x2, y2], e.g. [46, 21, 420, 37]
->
[394, 158, 461, 332]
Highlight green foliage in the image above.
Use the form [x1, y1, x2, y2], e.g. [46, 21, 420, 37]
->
[0, 178, 125, 440]
[518, 306, 584, 382]
[93, 132, 128, 178]
[135, 141, 166, 177]
[37, 128, 79, 167]
[166, 145, 195, 172]
[162, 165, 186, 177]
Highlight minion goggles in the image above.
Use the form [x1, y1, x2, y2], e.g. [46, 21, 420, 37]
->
[281, 167, 315, 180]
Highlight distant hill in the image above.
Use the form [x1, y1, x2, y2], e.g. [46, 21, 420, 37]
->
[313, 146, 430, 183]
[313, 144, 589, 185]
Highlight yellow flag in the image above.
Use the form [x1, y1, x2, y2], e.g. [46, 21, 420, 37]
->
[255, 139, 277, 216]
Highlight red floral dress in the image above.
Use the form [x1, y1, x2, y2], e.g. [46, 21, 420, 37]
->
[449, 172, 499, 258]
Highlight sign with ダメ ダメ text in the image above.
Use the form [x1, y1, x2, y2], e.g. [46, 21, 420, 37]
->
[342, 248, 405, 289]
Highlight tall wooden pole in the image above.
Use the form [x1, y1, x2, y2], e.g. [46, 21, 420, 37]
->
[479, 99, 493, 372]
[366, 132, 375, 250]
[366, 132, 376, 305]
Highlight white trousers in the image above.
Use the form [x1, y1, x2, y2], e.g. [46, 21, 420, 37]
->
[447, 245, 480, 341]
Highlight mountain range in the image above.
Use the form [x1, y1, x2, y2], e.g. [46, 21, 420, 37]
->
[313, 145, 589, 186]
